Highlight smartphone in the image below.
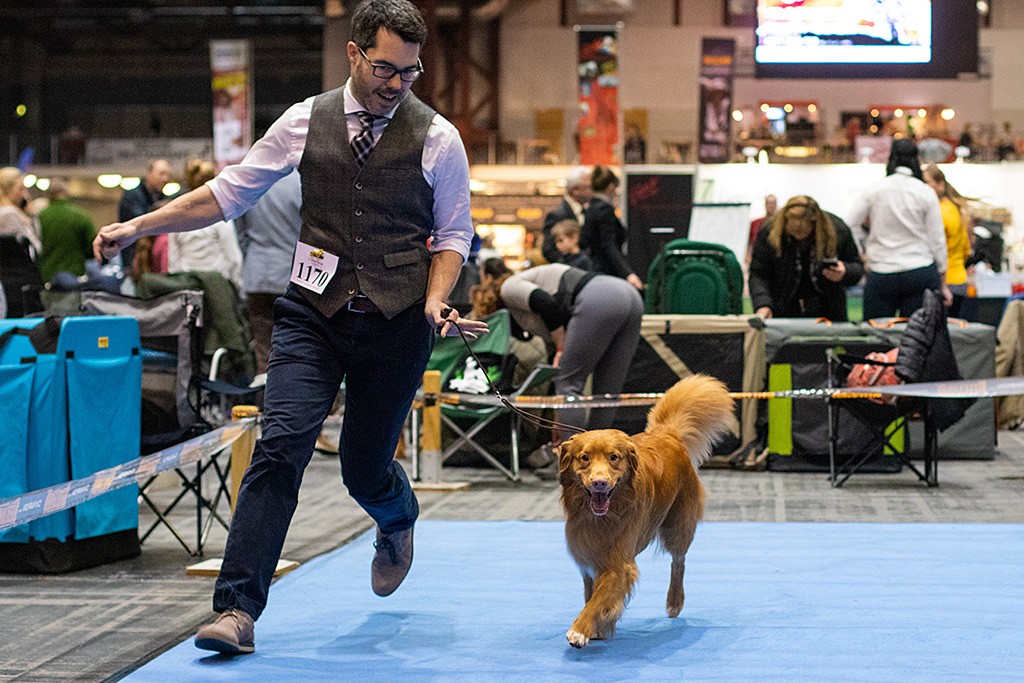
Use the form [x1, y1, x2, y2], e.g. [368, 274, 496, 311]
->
[821, 258, 839, 268]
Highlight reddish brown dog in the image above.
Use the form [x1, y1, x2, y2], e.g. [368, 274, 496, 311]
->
[558, 375, 735, 648]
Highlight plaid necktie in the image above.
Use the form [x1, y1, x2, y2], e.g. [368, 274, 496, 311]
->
[351, 111, 378, 168]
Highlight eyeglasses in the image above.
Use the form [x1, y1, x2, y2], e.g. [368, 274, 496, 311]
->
[357, 46, 423, 82]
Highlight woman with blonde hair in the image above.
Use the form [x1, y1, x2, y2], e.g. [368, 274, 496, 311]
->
[0, 166, 41, 256]
[923, 164, 972, 316]
[167, 159, 244, 290]
[748, 195, 864, 320]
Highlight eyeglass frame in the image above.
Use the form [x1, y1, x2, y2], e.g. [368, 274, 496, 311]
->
[356, 45, 423, 83]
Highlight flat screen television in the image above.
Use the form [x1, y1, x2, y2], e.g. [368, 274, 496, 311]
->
[754, 0, 978, 79]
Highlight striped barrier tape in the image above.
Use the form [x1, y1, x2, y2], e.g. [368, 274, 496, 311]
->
[418, 388, 881, 410]
[0, 419, 257, 533]
[416, 376, 1024, 411]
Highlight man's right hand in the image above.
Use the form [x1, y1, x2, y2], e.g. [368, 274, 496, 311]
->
[94, 222, 141, 260]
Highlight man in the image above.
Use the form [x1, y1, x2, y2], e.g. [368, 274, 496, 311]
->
[541, 166, 591, 264]
[37, 178, 97, 282]
[94, 0, 486, 655]
[234, 169, 344, 455]
[746, 193, 777, 263]
[233, 169, 302, 375]
[116, 159, 171, 268]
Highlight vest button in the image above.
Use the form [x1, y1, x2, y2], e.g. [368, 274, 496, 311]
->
[354, 209, 363, 216]
[355, 236, 363, 243]
[348, 288, 356, 295]
[355, 182, 363, 190]
[356, 263, 364, 270]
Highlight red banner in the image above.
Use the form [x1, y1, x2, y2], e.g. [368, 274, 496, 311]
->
[577, 27, 619, 166]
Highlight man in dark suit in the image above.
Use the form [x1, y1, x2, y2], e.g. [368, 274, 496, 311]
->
[541, 166, 590, 263]
[116, 158, 171, 268]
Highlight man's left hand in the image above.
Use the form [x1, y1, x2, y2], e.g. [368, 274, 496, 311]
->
[425, 300, 489, 339]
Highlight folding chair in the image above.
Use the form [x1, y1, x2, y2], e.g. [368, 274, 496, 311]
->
[58, 317, 143, 541]
[415, 310, 557, 481]
[826, 290, 973, 488]
[825, 349, 935, 487]
[645, 238, 744, 315]
[0, 316, 144, 572]
[77, 289, 259, 555]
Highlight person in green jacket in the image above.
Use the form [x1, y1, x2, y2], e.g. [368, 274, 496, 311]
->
[37, 178, 97, 282]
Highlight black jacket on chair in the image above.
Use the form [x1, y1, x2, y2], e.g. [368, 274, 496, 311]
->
[896, 288, 973, 431]
[0, 235, 44, 318]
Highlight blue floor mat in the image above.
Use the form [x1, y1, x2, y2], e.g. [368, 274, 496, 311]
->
[127, 521, 1024, 682]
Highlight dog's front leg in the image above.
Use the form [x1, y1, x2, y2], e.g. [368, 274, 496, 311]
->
[566, 561, 638, 648]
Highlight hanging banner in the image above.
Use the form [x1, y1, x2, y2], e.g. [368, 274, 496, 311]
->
[210, 40, 254, 170]
[697, 37, 736, 164]
[577, 26, 619, 166]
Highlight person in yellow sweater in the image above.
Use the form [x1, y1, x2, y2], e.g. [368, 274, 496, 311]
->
[924, 164, 972, 317]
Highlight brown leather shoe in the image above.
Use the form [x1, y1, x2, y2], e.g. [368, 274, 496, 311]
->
[371, 526, 413, 597]
[194, 607, 255, 655]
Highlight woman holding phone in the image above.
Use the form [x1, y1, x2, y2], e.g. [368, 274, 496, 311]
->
[748, 195, 864, 320]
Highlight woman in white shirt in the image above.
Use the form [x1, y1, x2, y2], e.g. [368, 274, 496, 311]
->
[846, 139, 952, 320]
[167, 159, 244, 291]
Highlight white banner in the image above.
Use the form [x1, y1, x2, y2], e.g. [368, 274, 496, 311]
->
[85, 138, 213, 167]
[210, 40, 254, 170]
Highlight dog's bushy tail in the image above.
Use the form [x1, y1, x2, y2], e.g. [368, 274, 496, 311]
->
[645, 374, 736, 468]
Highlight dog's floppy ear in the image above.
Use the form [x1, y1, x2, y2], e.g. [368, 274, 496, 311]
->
[622, 439, 639, 476]
[557, 436, 577, 483]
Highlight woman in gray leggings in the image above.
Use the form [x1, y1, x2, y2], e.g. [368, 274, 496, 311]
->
[499, 262, 644, 437]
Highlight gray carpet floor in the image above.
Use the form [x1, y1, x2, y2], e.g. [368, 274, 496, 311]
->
[1, 431, 1022, 682]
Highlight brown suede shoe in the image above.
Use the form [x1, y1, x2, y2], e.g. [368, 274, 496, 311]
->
[371, 526, 413, 597]
[194, 608, 255, 655]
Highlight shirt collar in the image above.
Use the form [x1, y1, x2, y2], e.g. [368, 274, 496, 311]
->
[343, 79, 400, 120]
[894, 166, 914, 176]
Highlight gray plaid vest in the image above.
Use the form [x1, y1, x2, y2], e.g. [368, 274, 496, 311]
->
[296, 88, 436, 318]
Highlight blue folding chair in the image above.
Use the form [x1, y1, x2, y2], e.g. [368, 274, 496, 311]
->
[57, 317, 142, 540]
[0, 318, 70, 545]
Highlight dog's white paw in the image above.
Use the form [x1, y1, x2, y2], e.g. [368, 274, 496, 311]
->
[566, 628, 590, 648]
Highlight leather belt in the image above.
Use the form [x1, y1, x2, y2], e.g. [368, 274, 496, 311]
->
[346, 294, 381, 314]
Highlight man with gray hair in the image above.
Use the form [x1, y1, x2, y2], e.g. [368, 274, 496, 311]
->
[116, 158, 171, 268]
[542, 166, 591, 264]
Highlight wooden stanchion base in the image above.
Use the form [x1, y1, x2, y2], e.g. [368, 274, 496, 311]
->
[412, 481, 471, 491]
[185, 558, 300, 578]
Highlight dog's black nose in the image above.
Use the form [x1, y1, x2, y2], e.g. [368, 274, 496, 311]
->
[590, 478, 610, 492]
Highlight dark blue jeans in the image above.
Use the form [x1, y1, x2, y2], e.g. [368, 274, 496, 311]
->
[862, 263, 941, 321]
[213, 286, 433, 620]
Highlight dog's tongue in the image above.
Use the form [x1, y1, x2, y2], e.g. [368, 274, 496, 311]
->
[590, 491, 611, 516]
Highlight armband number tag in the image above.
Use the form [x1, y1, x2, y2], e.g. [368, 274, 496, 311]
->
[290, 241, 339, 295]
